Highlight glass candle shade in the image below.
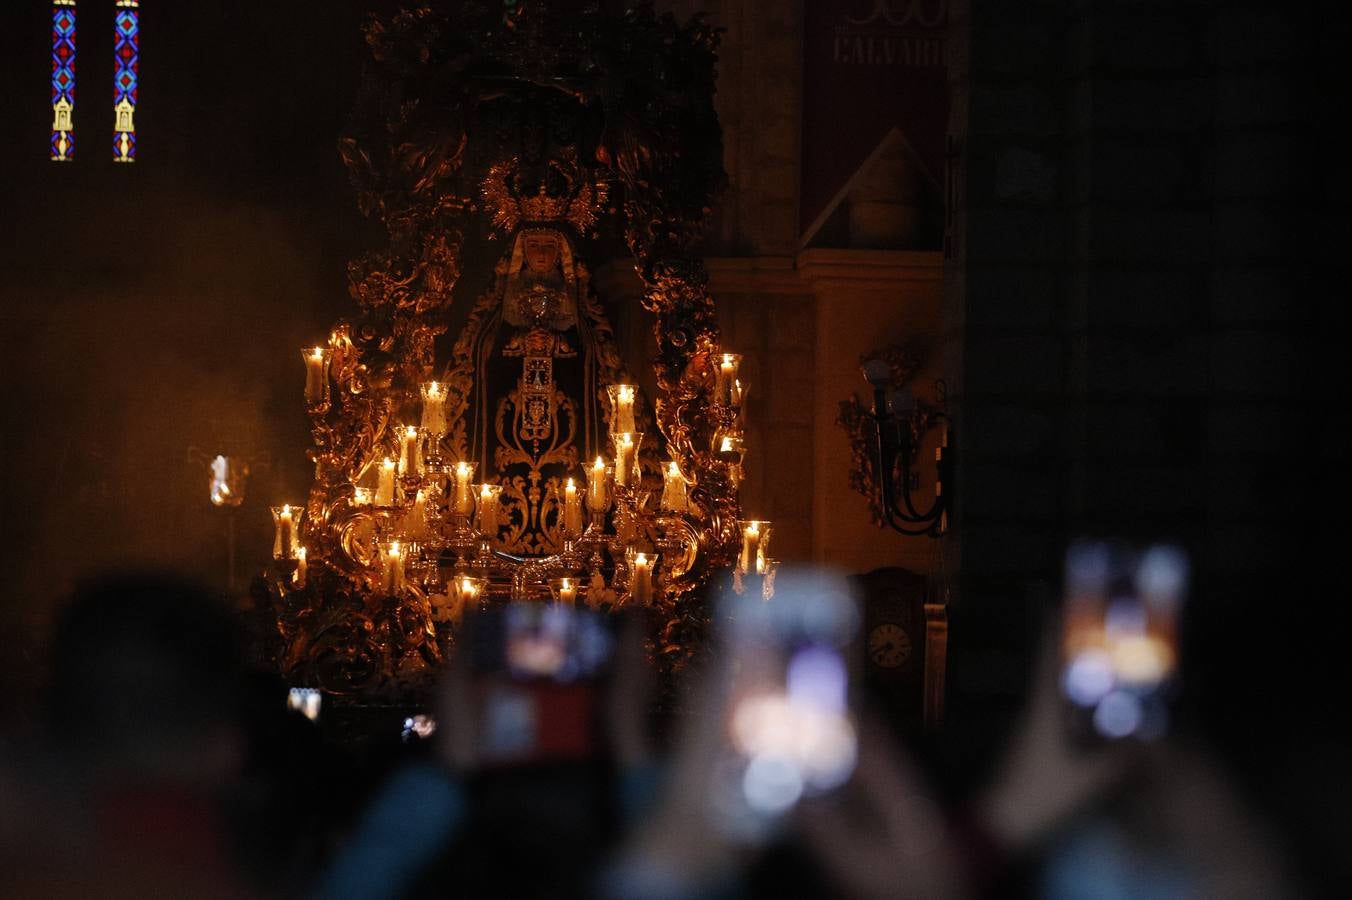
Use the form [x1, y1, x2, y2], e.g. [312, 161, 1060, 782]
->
[549, 576, 580, 607]
[612, 432, 642, 488]
[563, 478, 584, 536]
[420, 381, 449, 439]
[475, 483, 502, 537]
[607, 383, 638, 434]
[379, 540, 406, 594]
[397, 425, 423, 478]
[628, 552, 658, 606]
[760, 558, 779, 600]
[405, 489, 431, 540]
[271, 504, 304, 560]
[452, 575, 487, 622]
[452, 462, 477, 517]
[660, 460, 689, 513]
[302, 346, 332, 406]
[713, 352, 742, 408]
[739, 520, 771, 575]
[586, 457, 612, 514]
[375, 458, 399, 506]
[714, 427, 746, 464]
[208, 454, 248, 508]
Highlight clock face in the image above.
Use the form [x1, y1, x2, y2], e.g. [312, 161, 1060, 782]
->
[868, 623, 912, 669]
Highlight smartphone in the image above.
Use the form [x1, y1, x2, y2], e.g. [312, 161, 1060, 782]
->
[1060, 541, 1187, 743]
[287, 687, 322, 722]
[715, 567, 861, 836]
[463, 605, 616, 765]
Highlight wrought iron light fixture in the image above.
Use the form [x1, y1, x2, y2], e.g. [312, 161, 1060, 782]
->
[859, 357, 952, 537]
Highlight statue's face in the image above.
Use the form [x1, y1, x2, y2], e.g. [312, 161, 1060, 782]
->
[523, 234, 561, 274]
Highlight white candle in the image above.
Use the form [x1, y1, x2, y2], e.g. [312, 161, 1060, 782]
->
[420, 381, 448, 438]
[272, 504, 302, 560]
[714, 353, 741, 407]
[629, 552, 656, 605]
[559, 577, 577, 607]
[613, 433, 637, 487]
[303, 346, 329, 405]
[453, 576, 483, 624]
[661, 460, 688, 513]
[587, 456, 609, 513]
[398, 425, 422, 477]
[407, 489, 429, 539]
[375, 458, 398, 506]
[380, 541, 405, 594]
[353, 486, 373, 506]
[563, 478, 583, 535]
[293, 546, 308, 589]
[476, 483, 500, 536]
[609, 384, 637, 434]
[740, 521, 762, 574]
[453, 462, 476, 517]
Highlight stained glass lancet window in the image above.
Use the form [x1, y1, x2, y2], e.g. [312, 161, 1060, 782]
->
[51, 1, 76, 161]
[113, 0, 138, 163]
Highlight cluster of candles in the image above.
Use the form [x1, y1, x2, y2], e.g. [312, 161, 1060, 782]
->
[283, 340, 762, 608]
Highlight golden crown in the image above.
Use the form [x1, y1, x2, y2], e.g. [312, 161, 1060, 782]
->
[481, 158, 606, 236]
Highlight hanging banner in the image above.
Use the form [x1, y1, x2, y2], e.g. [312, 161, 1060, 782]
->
[801, 0, 949, 239]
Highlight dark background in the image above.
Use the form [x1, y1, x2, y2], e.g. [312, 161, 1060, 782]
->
[0, 3, 393, 694]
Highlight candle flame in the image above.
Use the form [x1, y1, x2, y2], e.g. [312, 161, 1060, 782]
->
[382, 457, 396, 470]
[295, 546, 307, 561]
[617, 384, 635, 401]
[566, 477, 576, 490]
[721, 353, 736, 367]
[746, 521, 760, 535]
[416, 489, 425, 502]
[667, 461, 681, 477]
[594, 456, 605, 469]
[562, 577, 572, 589]
[721, 436, 734, 452]
[281, 504, 292, 516]
[310, 346, 324, 360]
[389, 541, 401, 556]
[620, 433, 634, 447]
[457, 461, 470, 477]
[405, 425, 418, 438]
[480, 483, 493, 498]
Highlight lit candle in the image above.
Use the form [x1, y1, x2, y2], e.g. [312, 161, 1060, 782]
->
[406, 489, 429, 540]
[353, 486, 373, 506]
[661, 460, 689, 513]
[587, 456, 610, 513]
[714, 353, 741, 407]
[476, 483, 501, 536]
[375, 458, 398, 506]
[420, 381, 448, 438]
[629, 552, 656, 605]
[302, 346, 330, 405]
[563, 478, 583, 535]
[271, 504, 303, 560]
[558, 577, 577, 607]
[613, 432, 639, 487]
[453, 462, 476, 517]
[380, 541, 405, 594]
[398, 426, 422, 477]
[452, 575, 483, 624]
[293, 546, 308, 589]
[740, 521, 763, 574]
[608, 384, 637, 434]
